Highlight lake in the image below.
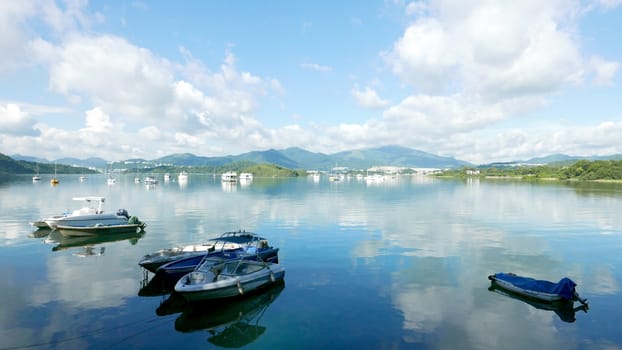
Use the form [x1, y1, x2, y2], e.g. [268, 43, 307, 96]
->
[1, 174, 621, 349]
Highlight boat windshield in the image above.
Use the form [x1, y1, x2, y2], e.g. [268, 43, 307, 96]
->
[221, 261, 264, 275]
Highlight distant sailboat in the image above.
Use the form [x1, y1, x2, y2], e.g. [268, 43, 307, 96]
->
[107, 162, 116, 185]
[32, 164, 40, 182]
[134, 162, 141, 184]
[50, 162, 59, 185]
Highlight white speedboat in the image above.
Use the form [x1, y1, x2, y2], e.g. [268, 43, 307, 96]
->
[239, 172, 253, 181]
[178, 171, 188, 182]
[175, 259, 285, 302]
[31, 196, 108, 229]
[55, 216, 146, 237]
[138, 230, 272, 273]
[144, 176, 158, 185]
[43, 197, 132, 230]
[221, 171, 237, 182]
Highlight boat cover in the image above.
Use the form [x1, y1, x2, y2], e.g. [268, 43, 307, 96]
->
[493, 273, 577, 300]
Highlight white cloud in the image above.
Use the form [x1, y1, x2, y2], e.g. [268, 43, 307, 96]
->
[0, 104, 39, 136]
[1, 0, 620, 164]
[301, 62, 332, 72]
[33, 34, 175, 121]
[587, 55, 620, 86]
[84, 107, 113, 132]
[352, 86, 390, 109]
[383, 18, 457, 93]
[591, 0, 622, 10]
[0, 2, 38, 73]
[385, 1, 587, 99]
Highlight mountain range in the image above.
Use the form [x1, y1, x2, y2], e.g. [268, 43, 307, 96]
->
[11, 146, 470, 170]
[9, 146, 622, 171]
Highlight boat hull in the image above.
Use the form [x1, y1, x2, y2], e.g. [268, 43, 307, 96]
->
[140, 250, 206, 273]
[488, 272, 578, 302]
[156, 248, 279, 284]
[56, 223, 145, 236]
[46, 214, 128, 230]
[176, 263, 285, 302]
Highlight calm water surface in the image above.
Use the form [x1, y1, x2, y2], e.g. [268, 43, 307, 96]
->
[1, 174, 621, 349]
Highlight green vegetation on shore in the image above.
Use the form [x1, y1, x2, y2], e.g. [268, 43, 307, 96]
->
[440, 160, 622, 181]
[126, 161, 305, 178]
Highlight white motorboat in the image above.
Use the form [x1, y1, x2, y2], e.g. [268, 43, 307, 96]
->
[31, 196, 107, 229]
[221, 171, 237, 182]
[43, 197, 132, 230]
[55, 216, 146, 237]
[144, 176, 158, 185]
[164, 173, 171, 182]
[175, 259, 285, 302]
[178, 171, 188, 182]
[239, 172, 253, 181]
[138, 230, 272, 273]
[107, 175, 116, 185]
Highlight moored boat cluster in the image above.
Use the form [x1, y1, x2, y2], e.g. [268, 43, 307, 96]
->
[139, 230, 284, 302]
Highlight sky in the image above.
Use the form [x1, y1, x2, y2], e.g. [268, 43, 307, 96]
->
[0, 0, 621, 165]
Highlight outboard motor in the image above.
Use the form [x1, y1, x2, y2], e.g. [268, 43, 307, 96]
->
[116, 208, 130, 219]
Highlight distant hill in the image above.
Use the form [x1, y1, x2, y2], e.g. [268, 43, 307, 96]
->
[480, 153, 622, 168]
[12, 154, 110, 169]
[331, 145, 470, 169]
[148, 146, 471, 170]
[7, 146, 473, 171]
[1, 152, 96, 175]
[11, 154, 49, 164]
[55, 157, 108, 169]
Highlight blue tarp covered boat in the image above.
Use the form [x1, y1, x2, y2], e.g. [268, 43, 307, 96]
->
[488, 272, 588, 305]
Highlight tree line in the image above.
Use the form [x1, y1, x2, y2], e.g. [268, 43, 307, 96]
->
[443, 160, 622, 181]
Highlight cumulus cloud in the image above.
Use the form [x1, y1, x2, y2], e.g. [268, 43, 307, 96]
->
[0, 0, 102, 74]
[587, 55, 620, 86]
[301, 62, 332, 72]
[1, 0, 621, 163]
[31, 34, 175, 121]
[352, 86, 390, 109]
[384, 1, 589, 99]
[0, 104, 39, 136]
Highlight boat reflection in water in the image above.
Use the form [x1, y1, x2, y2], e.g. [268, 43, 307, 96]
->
[43, 229, 145, 255]
[488, 284, 589, 323]
[28, 227, 52, 238]
[156, 280, 284, 347]
[139, 272, 176, 297]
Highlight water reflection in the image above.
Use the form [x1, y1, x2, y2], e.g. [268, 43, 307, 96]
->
[488, 284, 589, 323]
[139, 271, 175, 297]
[43, 229, 145, 253]
[28, 227, 52, 238]
[1, 175, 622, 348]
[156, 280, 284, 347]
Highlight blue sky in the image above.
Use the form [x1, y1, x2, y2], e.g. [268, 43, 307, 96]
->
[1, 0, 621, 164]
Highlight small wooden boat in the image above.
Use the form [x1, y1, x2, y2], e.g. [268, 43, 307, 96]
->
[175, 259, 285, 302]
[488, 272, 588, 305]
